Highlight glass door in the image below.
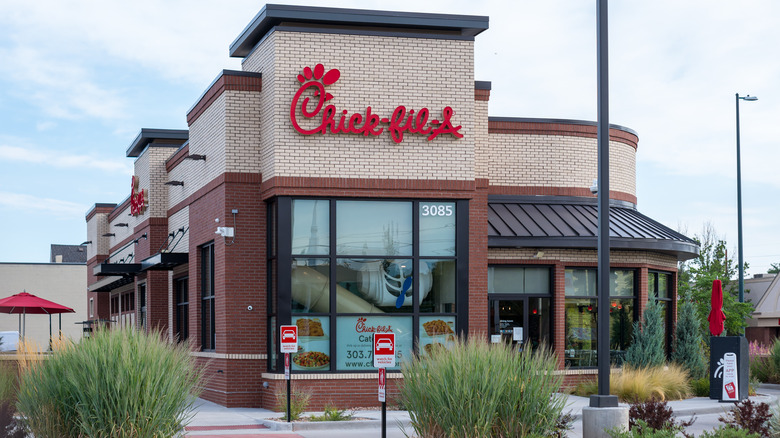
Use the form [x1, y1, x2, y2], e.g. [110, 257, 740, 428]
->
[489, 296, 551, 350]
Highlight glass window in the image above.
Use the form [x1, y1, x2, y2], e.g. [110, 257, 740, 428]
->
[565, 269, 597, 296]
[565, 268, 636, 367]
[419, 315, 456, 356]
[649, 271, 673, 357]
[564, 298, 598, 367]
[292, 200, 329, 255]
[291, 316, 330, 371]
[609, 298, 633, 365]
[201, 243, 215, 351]
[489, 267, 550, 294]
[419, 202, 456, 256]
[175, 277, 189, 343]
[610, 270, 635, 296]
[336, 201, 412, 256]
[138, 285, 146, 331]
[292, 258, 330, 312]
[420, 260, 456, 313]
[336, 258, 413, 313]
[275, 198, 461, 373]
[336, 316, 412, 371]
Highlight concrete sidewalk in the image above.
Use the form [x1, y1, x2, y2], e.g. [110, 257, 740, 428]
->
[184, 389, 779, 437]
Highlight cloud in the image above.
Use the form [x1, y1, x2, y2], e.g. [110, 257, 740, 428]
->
[0, 191, 87, 217]
[0, 144, 131, 173]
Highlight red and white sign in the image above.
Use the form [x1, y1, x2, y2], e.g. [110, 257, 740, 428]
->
[290, 63, 463, 144]
[280, 325, 298, 353]
[130, 176, 148, 217]
[722, 352, 738, 401]
[378, 367, 386, 402]
[284, 352, 290, 380]
[373, 332, 396, 368]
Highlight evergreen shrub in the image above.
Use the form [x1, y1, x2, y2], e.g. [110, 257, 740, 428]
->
[625, 299, 665, 369]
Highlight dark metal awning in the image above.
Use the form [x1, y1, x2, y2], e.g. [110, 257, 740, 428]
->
[88, 275, 135, 292]
[141, 252, 188, 271]
[93, 263, 142, 277]
[488, 196, 700, 261]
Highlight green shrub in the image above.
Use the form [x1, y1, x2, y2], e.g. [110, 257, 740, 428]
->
[607, 420, 679, 438]
[672, 300, 707, 379]
[274, 386, 311, 421]
[16, 329, 202, 438]
[768, 402, 780, 438]
[625, 299, 666, 369]
[309, 404, 354, 422]
[700, 426, 760, 438]
[691, 377, 710, 397]
[400, 336, 564, 438]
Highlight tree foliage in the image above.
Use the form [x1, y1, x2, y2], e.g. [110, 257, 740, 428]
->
[768, 263, 780, 274]
[677, 223, 754, 337]
[672, 299, 707, 379]
[625, 299, 665, 369]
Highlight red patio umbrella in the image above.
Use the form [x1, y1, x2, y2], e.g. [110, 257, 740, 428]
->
[708, 279, 726, 336]
[0, 291, 75, 347]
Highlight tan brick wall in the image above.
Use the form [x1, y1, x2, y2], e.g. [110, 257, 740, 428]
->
[488, 248, 678, 270]
[134, 147, 177, 219]
[87, 213, 111, 259]
[242, 32, 276, 181]
[243, 31, 475, 182]
[187, 93, 228, 193]
[168, 207, 190, 253]
[486, 134, 636, 197]
[474, 100, 490, 178]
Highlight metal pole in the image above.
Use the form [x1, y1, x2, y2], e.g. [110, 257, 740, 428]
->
[736, 93, 744, 304]
[590, 0, 617, 408]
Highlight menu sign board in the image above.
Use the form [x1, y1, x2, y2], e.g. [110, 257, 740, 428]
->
[336, 316, 411, 370]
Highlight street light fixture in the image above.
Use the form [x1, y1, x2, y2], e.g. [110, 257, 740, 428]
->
[736, 93, 757, 304]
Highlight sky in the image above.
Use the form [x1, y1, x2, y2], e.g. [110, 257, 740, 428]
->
[0, 1, 778, 276]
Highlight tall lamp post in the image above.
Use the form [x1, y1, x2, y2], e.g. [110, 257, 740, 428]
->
[736, 93, 757, 304]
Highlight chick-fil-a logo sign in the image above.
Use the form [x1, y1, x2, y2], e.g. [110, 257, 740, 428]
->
[130, 176, 147, 217]
[289, 64, 463, 143]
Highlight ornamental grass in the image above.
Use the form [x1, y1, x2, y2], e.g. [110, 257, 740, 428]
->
[399, 335, 564, 438]
[576, 364, 691, 403]
[16, 328, 202, 438]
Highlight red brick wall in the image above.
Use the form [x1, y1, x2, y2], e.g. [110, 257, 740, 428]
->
[187, 173, 266, 407]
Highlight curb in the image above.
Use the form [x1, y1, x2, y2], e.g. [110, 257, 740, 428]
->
[260, 417, 413, 431]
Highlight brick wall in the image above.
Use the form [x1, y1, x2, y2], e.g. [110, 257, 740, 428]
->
[486, 133, 637, 198]
[243, 31, 476, 182]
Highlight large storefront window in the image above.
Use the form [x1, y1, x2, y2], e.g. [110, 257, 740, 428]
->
[175, 277, 189, 342]
[487, 266, 551, 350]
[564, 268, 636, 367]
[648, 271, 673, 356]
[272, 198, 466, 372]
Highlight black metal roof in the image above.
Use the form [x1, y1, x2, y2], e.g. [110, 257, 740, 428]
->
[126, 128, 189, 158]
[229, 4, 489, 58]
[488, 196, 699, 261]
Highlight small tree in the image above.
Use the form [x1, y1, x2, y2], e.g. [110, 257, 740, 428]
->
[625, 299, 665, 368]
[672, 299, 707, 379]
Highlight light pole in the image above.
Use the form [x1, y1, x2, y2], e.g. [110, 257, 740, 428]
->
[736, 93, 757, 304]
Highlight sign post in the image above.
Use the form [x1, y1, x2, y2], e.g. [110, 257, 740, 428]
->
[374, 333, 395, 438]
[280, 325, 298, 422]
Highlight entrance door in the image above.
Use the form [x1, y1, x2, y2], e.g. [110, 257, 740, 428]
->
[489, 296, 551, 350]
[490, 299, 524, 347]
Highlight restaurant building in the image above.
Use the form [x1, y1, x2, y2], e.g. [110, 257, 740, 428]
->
[84, 4, 699, 408]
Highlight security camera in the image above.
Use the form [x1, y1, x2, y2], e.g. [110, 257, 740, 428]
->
[247, 305, 253, 311]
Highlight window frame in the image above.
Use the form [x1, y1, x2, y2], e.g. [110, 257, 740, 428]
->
[201, 242, 216, 351]
[271, 196, 469, 373]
